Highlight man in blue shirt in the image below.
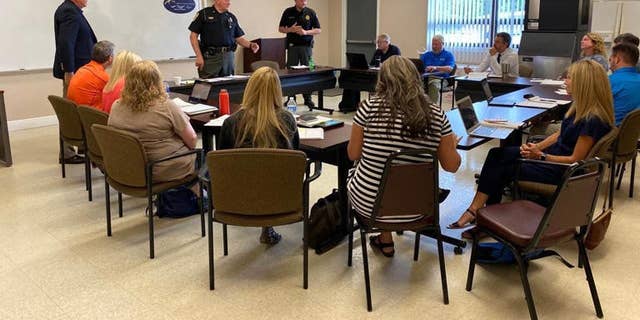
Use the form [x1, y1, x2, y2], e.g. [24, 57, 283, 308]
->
[420, 35, 456, 103]
[609, 42, 640, 125]
[614, 33, 640, 73]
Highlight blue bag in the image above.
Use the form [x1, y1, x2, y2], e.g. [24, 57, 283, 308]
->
[157, 186, 199, 219]
[476, 243, 572, 267]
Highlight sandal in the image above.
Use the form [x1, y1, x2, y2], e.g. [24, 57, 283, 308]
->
[447, 208, 477, 229]
[369, 235, 395, 257]
[461, 227, 488, 240]
[260, 227, 282, 245]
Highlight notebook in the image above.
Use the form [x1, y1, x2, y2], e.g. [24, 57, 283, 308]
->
[297, 114, 344, 129]
[456, 96, 515, 139]
[172, 98, 217, 116]
[346, 52, 369, 69]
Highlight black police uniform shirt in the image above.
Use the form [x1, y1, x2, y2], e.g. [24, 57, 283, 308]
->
[278, 6, 320, 47]
[189, 6, 245, 50]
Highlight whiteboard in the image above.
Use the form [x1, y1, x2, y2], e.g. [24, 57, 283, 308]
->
[0, 0, 201, 72]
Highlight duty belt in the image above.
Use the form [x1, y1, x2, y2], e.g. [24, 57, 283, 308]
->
[205, 46, 235, 55]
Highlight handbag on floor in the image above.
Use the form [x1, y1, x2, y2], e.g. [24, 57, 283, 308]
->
[307, 189, 344, 250]
[585, 193, 613, 250]
[157, 186, 200, 219]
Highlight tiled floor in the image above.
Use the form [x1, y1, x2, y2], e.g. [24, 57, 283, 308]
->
[1, 95, 639, 319]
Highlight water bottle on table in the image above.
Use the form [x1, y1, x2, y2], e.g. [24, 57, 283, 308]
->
[219, 89, 230, 115]
[308, 57, 315, 71]
[286, 97, 297, 115]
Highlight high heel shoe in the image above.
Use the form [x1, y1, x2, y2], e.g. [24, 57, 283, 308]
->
[447, 208, 476, 229]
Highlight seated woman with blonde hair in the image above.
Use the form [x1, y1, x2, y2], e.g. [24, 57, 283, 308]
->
[449, 60, 614, 236]
[219, 66, 300, 244]
[108, 60, 198, 186]
[347, 55, 461, 257]
[102, 50, 141, 113]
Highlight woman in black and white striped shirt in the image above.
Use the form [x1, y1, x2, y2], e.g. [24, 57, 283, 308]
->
[346, 56, 461, 257]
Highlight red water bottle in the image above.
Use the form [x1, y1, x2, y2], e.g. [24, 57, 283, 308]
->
[219, 89, 230, 115]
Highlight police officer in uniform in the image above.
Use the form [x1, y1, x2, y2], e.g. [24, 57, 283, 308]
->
[279, 0, 321, 108]
[189, 0, 259, 78]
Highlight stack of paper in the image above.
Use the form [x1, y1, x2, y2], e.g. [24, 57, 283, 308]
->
[540, 79, 565, 86]
[205, 114, 230, 127]
[200, 75, 250, 83]
[480, 120, 522, 129]
[517, 100, 557, 109]
[467, 72, 489, 80]
[298, 127, 324, 140]
[172, 98, 217, 115]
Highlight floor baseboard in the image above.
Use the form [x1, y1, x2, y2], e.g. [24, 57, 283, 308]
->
[8, 115, 57, 132]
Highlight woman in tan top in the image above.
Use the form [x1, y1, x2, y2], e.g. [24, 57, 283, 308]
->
[108, 60, 197, 183]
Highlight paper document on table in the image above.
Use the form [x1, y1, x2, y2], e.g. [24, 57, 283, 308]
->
[226, 75, 250, 80]
[290, 65, 308, 70]
[298, 127, 324, 140]
[171, 97, 191, 107]
[172, 98, 217, 115]
[516, 100, 557, 109]
[181, 104, 217, 115]
[205, 114, 230, 127]
[467, 72, 489, 80]
[480, 120, 522, 129]
[555, 89, 568, 95]
[487, 74, 502, 78]
[540, 79, 565, 86]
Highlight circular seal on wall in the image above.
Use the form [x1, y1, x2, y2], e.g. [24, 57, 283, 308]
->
[163, 0, 197, 14]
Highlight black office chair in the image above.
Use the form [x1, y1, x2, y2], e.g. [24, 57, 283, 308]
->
[430, 65, 457, 108]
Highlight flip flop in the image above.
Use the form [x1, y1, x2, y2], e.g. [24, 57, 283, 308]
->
[369, 235, 395, 257]
[447, 208, 477, 229]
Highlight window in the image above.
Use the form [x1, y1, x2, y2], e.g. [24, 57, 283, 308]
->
[427, 0, 525, 64]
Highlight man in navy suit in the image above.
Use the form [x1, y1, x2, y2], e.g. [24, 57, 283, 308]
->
[53, 0, 97, 163]
[53, 0, 97, 97]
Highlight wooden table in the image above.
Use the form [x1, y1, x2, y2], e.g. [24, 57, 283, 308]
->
[0, 90, 12, 167]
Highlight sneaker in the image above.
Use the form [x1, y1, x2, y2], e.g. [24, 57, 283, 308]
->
[259, 227, 282, 245]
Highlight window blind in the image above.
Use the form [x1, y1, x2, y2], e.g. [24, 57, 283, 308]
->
[427, 0, 525, 65]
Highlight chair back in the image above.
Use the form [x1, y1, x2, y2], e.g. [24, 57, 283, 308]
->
[250, 60, 280, 72]
[91, 124, 148, 187]
[77, 106, 109, 161]
[48, 95, 84, 142]
[528, 159, 606, 250]
[409, 58, 425, 74]
[371, 149, 439, 223]
[519, 64, 533, 77]
[613, 109, 640, 163]
[586, 126, 618, 160]
[207, 148, 307, 216]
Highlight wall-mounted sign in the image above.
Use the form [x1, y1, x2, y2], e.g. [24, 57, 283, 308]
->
[163, 0, 197, 14]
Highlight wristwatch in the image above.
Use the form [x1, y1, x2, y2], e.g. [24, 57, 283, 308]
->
[540, 153, 547, 161]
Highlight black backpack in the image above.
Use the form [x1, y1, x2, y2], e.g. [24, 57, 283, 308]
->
[307, 189, 344, 251]
[157, 186, 200, 219]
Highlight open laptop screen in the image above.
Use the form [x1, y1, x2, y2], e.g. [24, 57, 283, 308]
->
[456, 96, 479, 131]
[190, 82, 212, 103]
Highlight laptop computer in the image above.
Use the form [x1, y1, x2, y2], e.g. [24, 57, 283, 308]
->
[481, 79, 516, 107]
[346, 52, 370, 69]
[456, 96, 513, 139]
[189, 80, 213, 104]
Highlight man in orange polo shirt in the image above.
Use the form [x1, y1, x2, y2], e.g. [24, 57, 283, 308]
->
[67, 41, 114, 109]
